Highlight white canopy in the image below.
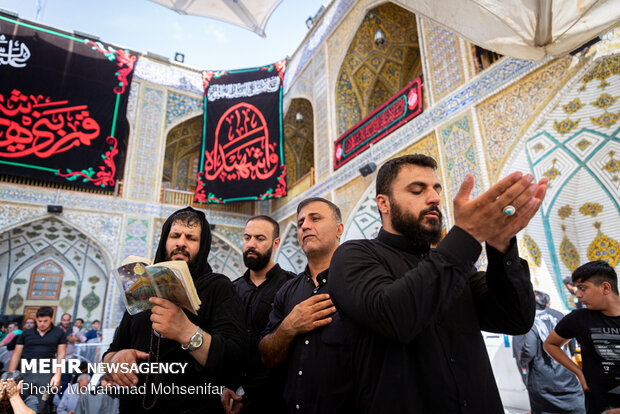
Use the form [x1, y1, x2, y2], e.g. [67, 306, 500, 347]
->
[402, 0, 620, 60]
[148, 0, 619, 59]
[148, 0, 283, 37]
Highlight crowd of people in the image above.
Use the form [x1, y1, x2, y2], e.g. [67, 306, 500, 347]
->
[5, 154, 619, 414]
[0, 312, 106, 414]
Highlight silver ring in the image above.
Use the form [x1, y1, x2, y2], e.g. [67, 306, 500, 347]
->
[503, 205, 516, 216]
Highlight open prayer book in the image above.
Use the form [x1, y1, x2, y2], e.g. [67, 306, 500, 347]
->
[113, 255, 201, 315]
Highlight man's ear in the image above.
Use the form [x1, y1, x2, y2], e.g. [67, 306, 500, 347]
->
[273, 237, 281, 250]
[376, 194, 390, 217]
[336, 222, 344, 239]
[601, 281, 613, 295]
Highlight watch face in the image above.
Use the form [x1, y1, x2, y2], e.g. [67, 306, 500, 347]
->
[190, 332, 203, 348]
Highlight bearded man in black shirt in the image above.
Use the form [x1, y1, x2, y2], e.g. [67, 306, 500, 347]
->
[221, 215, 294, 414]
[104, 207, 246, 413]
[329, 154, 548, 413]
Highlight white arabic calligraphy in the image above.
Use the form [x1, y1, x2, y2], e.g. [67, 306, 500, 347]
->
[0, 34, 31, 68]
[207, 76, 280, 102]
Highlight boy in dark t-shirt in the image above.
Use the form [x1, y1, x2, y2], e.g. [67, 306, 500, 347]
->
[544, 261, 620, 414]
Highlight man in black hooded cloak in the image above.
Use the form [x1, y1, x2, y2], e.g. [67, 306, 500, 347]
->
[103, 207, 246, 413]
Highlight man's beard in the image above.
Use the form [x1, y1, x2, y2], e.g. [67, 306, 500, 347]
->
[243, 246, 272, 271]
[390, 198, 443, 245]
[166, 247, 198, 269]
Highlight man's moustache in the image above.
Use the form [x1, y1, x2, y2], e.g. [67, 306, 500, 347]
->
[421, 206, 442, 219]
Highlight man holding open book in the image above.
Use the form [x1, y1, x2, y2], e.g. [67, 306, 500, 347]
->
[103, 207, 246, 413]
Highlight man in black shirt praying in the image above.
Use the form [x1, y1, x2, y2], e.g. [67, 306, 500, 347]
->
[329, 154, 548, 413]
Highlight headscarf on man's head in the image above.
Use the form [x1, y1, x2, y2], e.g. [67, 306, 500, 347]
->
[154, 206, 213, 279]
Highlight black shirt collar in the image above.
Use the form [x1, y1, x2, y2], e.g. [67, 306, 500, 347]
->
[301, 265, 329, 290]
[36, 323, 56, 336]
[242, 263, 283, 286]
[377, 227, 430, 255]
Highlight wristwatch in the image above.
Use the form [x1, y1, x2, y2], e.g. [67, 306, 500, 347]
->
[181, 327, 203, 351]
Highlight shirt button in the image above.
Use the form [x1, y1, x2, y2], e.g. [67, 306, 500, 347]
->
[506, 260, 512, 266]
[322, 279, 326, 283]
[449, 357, 455, 363]
[296, 404, 300, 410]
[462, 400, 468, 407]
[305, 340, 309, 345]
[298, 370, 303, 375]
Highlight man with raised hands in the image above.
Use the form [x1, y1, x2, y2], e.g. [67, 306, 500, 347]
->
[328, 154, 548, 413]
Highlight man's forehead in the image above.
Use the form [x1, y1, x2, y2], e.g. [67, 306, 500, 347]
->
[298, 201, 330, 218]
[396, 164, 439, 183]
[170, 221, 201, 232]
[245, 219, 272, 236]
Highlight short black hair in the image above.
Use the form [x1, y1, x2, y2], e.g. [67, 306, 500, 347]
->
[76, 318, 84, 324]
[36, 306, 54, 318]
[376, 154, 438, 197]
[247, 215, 280, 238]
[572, 260, 618, 294]
[297, 197, 342, 223]
[92, 319, 100, 324]
[562, 277, 574, 287]
[169, 209, 202, 228]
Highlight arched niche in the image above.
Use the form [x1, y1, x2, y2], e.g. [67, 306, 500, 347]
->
[162, 115, 203, 192]
[209, 232, 244, 281]
[342, 178, 381, 243]
[275, 222, 306, 274]
[499, 55, 620, 309]
[283, 98, 315, 184]
[0, 216, 111, 323]
[335, 2, 422, 136]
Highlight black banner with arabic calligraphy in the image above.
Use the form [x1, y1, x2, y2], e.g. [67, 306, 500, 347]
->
[0, 12, 136, 191]
[196, 61, 287, 204]
[334, 76, 424, 170]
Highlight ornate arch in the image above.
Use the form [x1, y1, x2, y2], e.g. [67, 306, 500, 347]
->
[162, 115, 203, 192]
[0, 216, 111, 321]
[500, 54, 620, 309]
[209, 232, 244, 281]
[342, 178, 381, 242]
[335, 2, 422, 136]
[283, 99, 314, 183]
[275, 222, 306, 274]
